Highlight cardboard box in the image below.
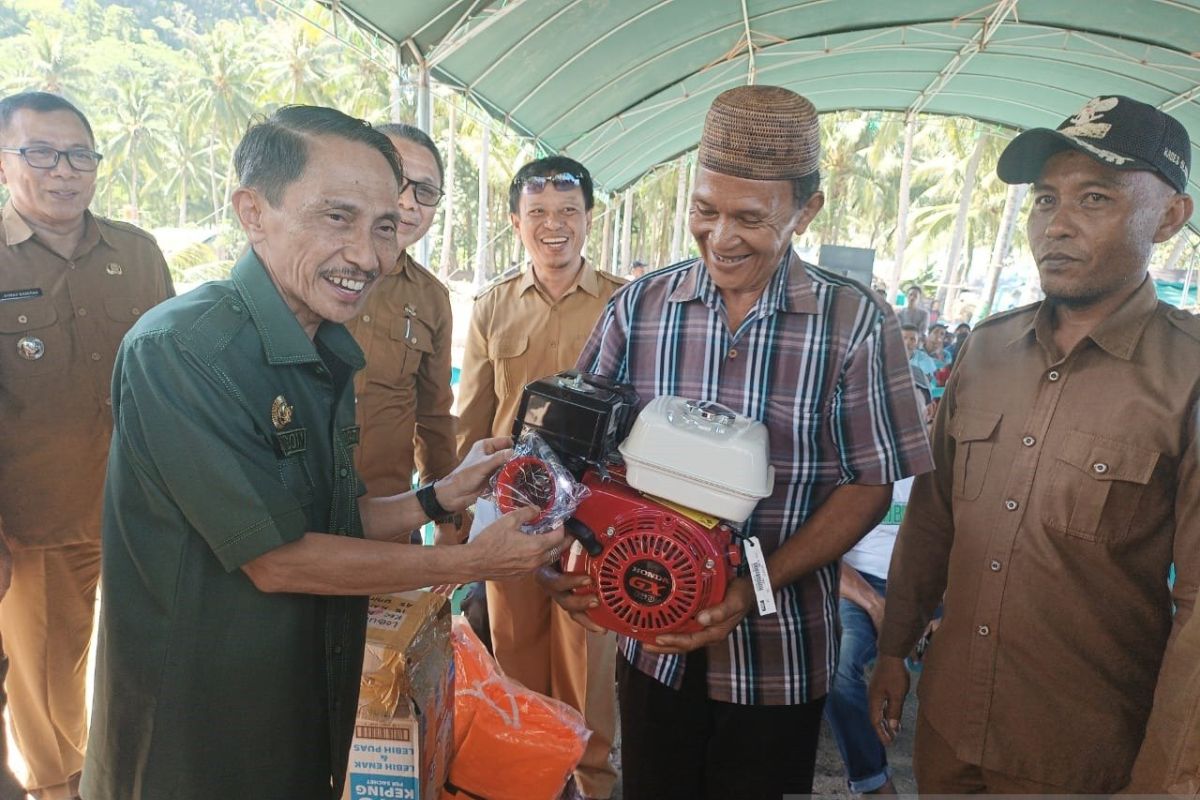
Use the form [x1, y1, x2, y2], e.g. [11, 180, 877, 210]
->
[343, 591, 454, 800]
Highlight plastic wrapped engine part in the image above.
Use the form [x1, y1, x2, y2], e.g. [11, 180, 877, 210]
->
[490, 429, 589, 534]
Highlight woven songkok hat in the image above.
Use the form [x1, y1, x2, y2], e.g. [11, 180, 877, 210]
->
[699, 85, 821, 180]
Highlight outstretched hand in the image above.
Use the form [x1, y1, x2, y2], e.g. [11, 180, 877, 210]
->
[435, 436, 513, 512]
[466, 506, 566, 580]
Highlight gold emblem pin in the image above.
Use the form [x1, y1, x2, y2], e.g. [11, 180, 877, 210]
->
[16, 336, 44, 360]
[105, 262, 123, 276]
[271, 395, 294, 430]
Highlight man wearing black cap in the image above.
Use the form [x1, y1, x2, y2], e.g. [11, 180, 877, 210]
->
[869, 95, 1197, 793]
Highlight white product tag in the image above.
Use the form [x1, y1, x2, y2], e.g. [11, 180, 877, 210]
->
[743, 537, 777, 616]
[468, 497, 500, 543]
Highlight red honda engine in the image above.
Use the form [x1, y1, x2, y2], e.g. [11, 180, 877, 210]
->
[507, 372, 769, 644]
[561, 467, 741, 644]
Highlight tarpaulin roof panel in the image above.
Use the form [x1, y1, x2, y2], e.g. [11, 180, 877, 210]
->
[331, 0, 1200, 197]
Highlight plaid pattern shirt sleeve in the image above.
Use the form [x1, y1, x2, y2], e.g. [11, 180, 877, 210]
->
[577, 253, 932, 705]
[831, 307, 930, 485]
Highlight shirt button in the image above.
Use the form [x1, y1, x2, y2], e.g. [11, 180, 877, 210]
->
[231, 304, 243, 314]
[728, 348, 738, 359]
[104, 396, 112, 406]
[67, 261, 76, 269]
[362, 314, 371, 322]
[131, 307, 141, 316]
[339, 467, 349, 477]
[1092, 462, 1109, 474]
[978, 625, 991, 636]
[990, 560, 1002, 572]
[1004, 499, 1019, 511]
[90, 352, 101, 361]
[77, 307, 88, 317]
[333, 644, 343, 655]
[1047, 370, 1060, 382]
[16, 314, 27, 324]
[1022, 436, 1035, 447]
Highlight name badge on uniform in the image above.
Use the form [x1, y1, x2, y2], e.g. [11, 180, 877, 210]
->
[275, 428, 307, 457]
[0, 288, 42, 303]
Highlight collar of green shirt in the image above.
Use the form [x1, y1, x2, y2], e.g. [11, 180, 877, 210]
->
[231, 247, 365, 370]
[1013, 275, 1158, 361]
[667, 248, 821, 316]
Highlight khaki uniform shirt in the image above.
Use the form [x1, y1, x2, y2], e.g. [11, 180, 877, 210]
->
[345, 251, 456, 496]
[456, 261, 624, 455]
[879, 278, 1200, 792]
[0, 202, 173, 549]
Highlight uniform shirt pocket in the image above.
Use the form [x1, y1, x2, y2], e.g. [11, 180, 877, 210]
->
[948, 408, 1002, 501]
[488, 333, 531, 397]
[276, 453, 316, 509]
[0, 300, 66, 377]
[389, 315, 434, 376]
[1042, 430, 1159, 542]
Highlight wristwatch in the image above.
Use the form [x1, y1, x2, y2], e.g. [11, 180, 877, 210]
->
[416, 482, 458, 525]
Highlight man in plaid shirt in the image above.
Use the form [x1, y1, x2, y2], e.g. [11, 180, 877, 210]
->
[539, 85, 932, 799]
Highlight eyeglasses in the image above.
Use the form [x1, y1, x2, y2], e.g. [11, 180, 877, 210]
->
[0, 146, 103, 172]
[398, 177, 443, 207]
[519, 172, 582, 194]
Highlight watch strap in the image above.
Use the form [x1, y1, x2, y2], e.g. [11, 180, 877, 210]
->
[416, 482, 455, 524]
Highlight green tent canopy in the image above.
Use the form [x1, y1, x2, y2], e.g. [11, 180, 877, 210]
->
[328, 0, 1199, 204]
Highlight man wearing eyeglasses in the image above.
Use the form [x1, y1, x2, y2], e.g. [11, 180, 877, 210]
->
[345, 124, 459, 543]
[457, 156, 625, 800]
[0, 91, 173, 800]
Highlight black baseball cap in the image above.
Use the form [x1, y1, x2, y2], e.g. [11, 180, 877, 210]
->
[998, 95, 1191, 193]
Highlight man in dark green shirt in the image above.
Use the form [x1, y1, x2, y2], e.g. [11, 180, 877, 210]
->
[82, 106, 564, 800]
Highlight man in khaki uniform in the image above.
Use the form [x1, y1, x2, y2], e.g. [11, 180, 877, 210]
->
[346, 124, 458, 542]
[870, 95, 1198, 793]
[457, 156, 624, 800]
[0, 91, 174, 800]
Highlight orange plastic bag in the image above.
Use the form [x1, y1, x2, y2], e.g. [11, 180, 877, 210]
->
[439, 618, 590, 800]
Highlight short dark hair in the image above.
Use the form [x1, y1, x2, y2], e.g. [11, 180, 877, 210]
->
[906, 284, 924, 296]
[791, 170, 820, 209]
[509, 155, 594, 213]
[235, 105, 402, 206]
[0, 91, 94, 144]
[900, 323, 920, 333]
[374, 122, 443, 184]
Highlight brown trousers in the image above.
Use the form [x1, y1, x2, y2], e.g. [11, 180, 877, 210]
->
[487, 574, 618, 798]
[0, 541, 100, 800]
[915, 711, 1067, 793]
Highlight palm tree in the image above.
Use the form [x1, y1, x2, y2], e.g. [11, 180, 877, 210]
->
[103, 75, 169, 224]
[183, 21, 260, 223]
[20, 21, 90, 96]
[259, 23, 336, 106]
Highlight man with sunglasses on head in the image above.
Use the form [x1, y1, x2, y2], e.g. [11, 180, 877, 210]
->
[457, 156, 625, 800]
[0, 91, 173, 800]
[346, 124, 459, 543]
